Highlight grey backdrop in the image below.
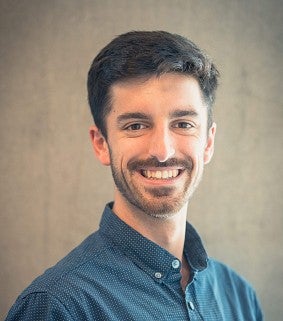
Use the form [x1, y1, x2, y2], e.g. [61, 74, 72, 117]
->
[1, 0, 282, 320]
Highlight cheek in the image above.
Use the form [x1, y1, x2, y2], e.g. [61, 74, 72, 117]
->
[181, 138, 202, 156]
[181, 139, 207, 173]
[109, 147, 127, 173]
[121, 140, 148, 161]
[194, 136, 210, 157]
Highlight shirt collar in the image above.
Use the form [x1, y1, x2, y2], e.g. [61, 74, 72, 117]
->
[99, 203, 208, 282]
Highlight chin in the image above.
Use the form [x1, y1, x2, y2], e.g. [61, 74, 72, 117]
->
[131, 196, 188, 219]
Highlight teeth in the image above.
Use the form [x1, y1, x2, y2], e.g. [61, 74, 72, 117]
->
[162, 171, 168, 179]
[142, 169, 180, 179]
[156, 171, 162, 179]
[172, 169, 178, 177]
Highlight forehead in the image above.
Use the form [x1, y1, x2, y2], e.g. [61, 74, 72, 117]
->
[109, 73, 207, 117]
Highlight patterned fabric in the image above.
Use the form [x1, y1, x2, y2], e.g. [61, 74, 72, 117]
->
[6, 203, 263, 320]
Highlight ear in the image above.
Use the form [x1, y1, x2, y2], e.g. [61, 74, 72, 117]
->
[203, 122, 216, 165]
[89, 125, 111, 166]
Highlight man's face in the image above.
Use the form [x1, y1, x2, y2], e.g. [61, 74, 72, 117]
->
[92, 73, 216, 218]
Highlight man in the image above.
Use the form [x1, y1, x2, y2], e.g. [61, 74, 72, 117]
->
[6, 31, 263, 320]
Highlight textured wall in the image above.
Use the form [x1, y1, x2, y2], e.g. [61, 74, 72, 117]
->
[1, 0, 282, 319]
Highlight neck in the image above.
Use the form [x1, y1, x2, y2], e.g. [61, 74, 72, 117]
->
[113, 196, 188, 260]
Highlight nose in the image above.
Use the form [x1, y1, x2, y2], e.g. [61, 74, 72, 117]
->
[148, 126, 176, 162]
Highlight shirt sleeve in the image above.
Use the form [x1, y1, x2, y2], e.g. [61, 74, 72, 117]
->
[5, 292, 75, 321]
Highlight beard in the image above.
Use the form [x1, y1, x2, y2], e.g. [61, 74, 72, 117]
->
[109, 151, 203, 219]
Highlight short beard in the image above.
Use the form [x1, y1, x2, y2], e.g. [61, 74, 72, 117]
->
[109, 152, 202, 218]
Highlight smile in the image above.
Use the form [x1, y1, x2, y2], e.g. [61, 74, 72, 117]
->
[141, 169, 181, 179]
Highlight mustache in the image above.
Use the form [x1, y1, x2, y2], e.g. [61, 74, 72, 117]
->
[128, 157, 193, 171]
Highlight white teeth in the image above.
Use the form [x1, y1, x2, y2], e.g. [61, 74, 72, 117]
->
[172, 169, 178, 177]
[162, 171, 168, 179]
[142, 169, 180, 179]
[156, 171, 162, 179]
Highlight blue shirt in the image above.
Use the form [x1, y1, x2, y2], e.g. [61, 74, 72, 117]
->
[6, 203, 263, 320]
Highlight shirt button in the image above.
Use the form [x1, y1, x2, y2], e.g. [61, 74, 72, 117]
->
[154, 272, 162, 279]
[187, 301, 195, 310]
[172, 259, 180, 269]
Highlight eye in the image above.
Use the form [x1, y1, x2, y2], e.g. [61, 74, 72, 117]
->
[172, 121, 194, 129]
[125, 123, 147, 131]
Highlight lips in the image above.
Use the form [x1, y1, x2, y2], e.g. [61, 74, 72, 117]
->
[128, 157, 193, 181]
[141, 169, 181, 179]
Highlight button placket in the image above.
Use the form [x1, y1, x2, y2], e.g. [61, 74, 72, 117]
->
[187, 301, 195, 310]
[154, 272, 162, 279]
[171, 259, 180, 269]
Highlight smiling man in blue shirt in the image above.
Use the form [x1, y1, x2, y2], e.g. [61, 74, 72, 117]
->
[6, 31, 263, 320]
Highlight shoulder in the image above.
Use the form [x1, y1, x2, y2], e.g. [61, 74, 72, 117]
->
[204, 258, 259, 308]
[27, 230, 109, 291]
[6, 230, 113, 320]
[204, 258, 254, 292]
[206, 258, 253, 288]
[191, 258, 263, 320]
[5, 291, 74, 320]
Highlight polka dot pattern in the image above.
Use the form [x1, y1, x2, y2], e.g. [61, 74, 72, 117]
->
[6, 203, 263, 320]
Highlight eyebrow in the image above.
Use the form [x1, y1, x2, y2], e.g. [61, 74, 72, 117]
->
[116, 108, 199, 125]
[169, 109, 199, 118]
[117, 112, 151, 124]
